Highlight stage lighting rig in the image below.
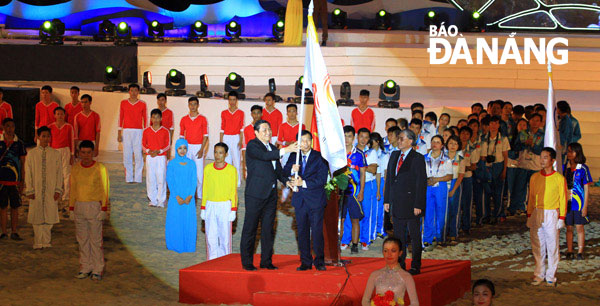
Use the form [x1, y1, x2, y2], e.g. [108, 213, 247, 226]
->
[39, 19, 65, 45]
[468, 11, 485, 32]
[331, 8, 347, 29]
[147, 20, 165, 42]
[95, 20, 115, 42]
[223, 21, 242, 43]
[425, 10, 439, 28]
[291, 76, 313, 104]
[189, 20, 208, 42]
[336, 82, 354, 106]
[115, 22, 135, 46]
[378, 79, 400, 108]
[141, 71, 156, 94]
[165, 69, 186, 96]
[102, 65, 126, 92]
[224, 72, 245, 99]
[196, 74, 213, 98]
[268, 20, 285, 42]
[373, 10, 391, 30]
[268, 78, 283, 102]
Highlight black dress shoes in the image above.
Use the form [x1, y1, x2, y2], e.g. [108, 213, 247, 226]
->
[243, 265, 257, 271]
[296, 264, 312, 271]
[260, 264, 278, 270]
[408, 268, 420, 275]
[315, 265, 326, 271]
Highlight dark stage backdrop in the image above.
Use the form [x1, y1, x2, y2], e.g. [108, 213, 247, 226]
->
[1, 88, 39, 146]
[0, 44, 137, 83]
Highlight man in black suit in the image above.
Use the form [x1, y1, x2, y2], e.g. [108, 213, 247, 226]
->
[383, 129, 427, 275]
[284, 130, 329, 271]
[241, 120, 298, 271]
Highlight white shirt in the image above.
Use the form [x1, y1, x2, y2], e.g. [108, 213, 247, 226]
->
[364, 148, 379, 182]
[424, 151, 453, 187]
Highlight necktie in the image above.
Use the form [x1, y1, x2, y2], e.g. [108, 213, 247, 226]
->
[302, 154, 307, 174]
[396, 153, 405, 174]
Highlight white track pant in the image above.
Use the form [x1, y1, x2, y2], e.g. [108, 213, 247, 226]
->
[33, 224, 53, 249]
[530, 209, 559, 282]
[146, 155, 167, 207]
[123, 129, 143, 183]
[75, 201, 104, 275]
[57, 147, 71, 201]
[186, 143, 204, 197]
[204, 200, 233, 260]
[222, 134, 241, 187]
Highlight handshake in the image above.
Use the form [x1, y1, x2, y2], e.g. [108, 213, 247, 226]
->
[286, 176, 304, 190]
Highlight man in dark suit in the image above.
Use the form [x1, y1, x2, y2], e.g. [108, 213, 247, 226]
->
[284, 130, 329, 271]
[383, 128, 427, 275]
[241, 120, 298, 271]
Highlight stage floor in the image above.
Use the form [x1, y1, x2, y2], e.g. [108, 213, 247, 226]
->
[179, 254, 471, 306]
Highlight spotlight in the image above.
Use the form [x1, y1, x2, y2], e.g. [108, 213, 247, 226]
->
[102, 65, 126, 92]
[268, 20, 285, 42]
[468, 11, 485, 32]
[39, 18, 65, 45]
[292, 76, 313, 104]
[268, 78, 283, 102]
[224, 72, 245, 99]
[373, 10, 391, 30]
[378, 79, 400, 108]
[165, 69, 186, 96]
[223, 21, 242, 43]
[424, 10, 441, 29]
[189, 20, 208, 42]
[336, 82, 354, 106]
[115, 21, 135, 46]
[196, 74, 213, 98]
[331, 8, 347, 29]
[95, 20, 115, 42]
[141, 71, 156, 94]
[147, 20, 165, 42]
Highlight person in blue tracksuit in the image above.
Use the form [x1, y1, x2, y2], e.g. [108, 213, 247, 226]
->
[458, 126, 478, 235]
[506, 118, 529, 215]
[479, 116, 510, 224]
[422, 135, 453, 251]
[340, 126, 366, 254]
[446, 135, 465, 244]
[356, 128, 378, 250]
[368, 132, 388, 241]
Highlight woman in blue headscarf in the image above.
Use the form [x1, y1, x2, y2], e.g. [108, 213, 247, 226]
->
[165, 139, 198, 253]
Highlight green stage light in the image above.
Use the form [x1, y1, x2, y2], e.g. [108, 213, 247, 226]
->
[169, 69, 177, 78]
[118, 22, 127, 31]
[386, 80, 396, 88]
[299, 76, 304, 83]
[151, 20, 158, 28]
[276, 20, 284, 28]
[473, 11, 481, 19]
[229, 21, 237, 28]
[428, 10, 436, 19]
[106, 66, 113, 74]
[228, 72, 237, 81]
[43, 21, 52, 30]
[378, 10, 386, 17]
[334, 8, 341, 16]
[195, 21, 202, 28]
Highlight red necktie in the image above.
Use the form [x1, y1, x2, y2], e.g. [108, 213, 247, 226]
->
[396, 153, 404, 174]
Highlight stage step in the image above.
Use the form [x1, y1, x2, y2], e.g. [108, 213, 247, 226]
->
[253, 291, 353, 306]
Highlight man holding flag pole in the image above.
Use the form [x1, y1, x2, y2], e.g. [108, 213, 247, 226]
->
[286, 0, 348, 267]
[526, 63, 568, 287]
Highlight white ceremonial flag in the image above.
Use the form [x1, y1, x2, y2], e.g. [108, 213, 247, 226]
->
[298, 0, 347, 173]
[544, 62, 562, 173]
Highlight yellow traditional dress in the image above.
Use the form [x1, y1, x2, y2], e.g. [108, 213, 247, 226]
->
[283, 0, 303, 46]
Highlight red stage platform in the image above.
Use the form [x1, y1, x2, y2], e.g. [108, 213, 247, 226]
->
[179, 254, 471, 306]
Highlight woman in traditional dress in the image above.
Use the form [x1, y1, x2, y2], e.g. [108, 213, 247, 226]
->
[165, 139, 197, 253]
[283, 0, 303, 46]
[361, 237, 419, 306]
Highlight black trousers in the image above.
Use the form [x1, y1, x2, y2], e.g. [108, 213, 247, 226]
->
[393, 217, 422, 271]
[313, 0, 328, 41]
[295, 202, 325, 267]
[240, 188, 277, 267]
